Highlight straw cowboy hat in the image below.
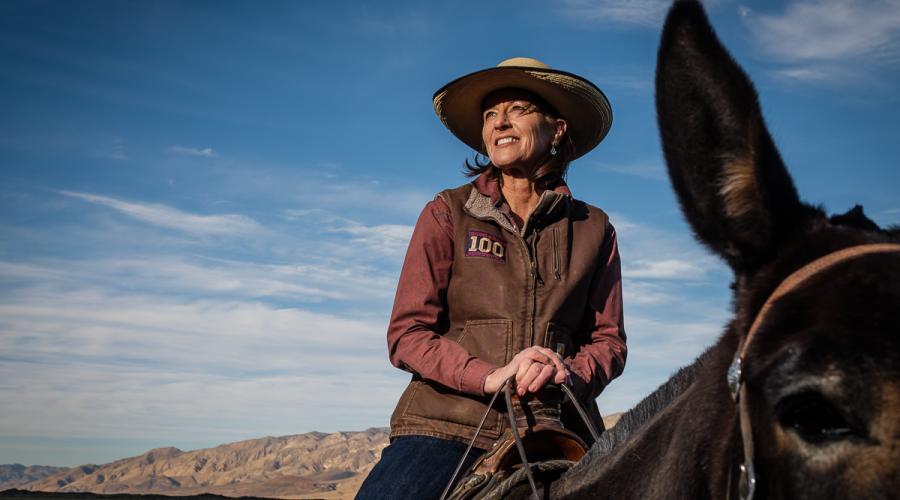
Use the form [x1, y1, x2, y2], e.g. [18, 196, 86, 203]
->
[433, 57, 612, 160]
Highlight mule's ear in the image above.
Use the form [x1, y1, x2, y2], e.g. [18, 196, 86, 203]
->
[655, 0, 804, 273]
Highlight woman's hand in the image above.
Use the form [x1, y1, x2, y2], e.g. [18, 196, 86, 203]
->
[483, 346, 569, 395]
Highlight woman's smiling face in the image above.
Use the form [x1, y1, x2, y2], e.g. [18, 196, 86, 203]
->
[481, 88, 566, 176]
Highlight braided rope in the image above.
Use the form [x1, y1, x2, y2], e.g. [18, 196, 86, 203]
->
[487, 460, 575, 500]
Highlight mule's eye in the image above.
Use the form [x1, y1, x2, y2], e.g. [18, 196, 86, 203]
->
[775, 392, 855, 444]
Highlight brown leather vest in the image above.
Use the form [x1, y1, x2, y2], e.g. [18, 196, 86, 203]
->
[390, 182, 609, 450]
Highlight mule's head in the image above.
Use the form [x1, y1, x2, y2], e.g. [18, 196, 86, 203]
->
[656, 1, 900, 498]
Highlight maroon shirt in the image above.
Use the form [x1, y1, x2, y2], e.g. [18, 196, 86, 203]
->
[387, 174, 626, 398]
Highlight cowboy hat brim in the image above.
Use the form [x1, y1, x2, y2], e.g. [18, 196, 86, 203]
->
[433, 62, 612, 160]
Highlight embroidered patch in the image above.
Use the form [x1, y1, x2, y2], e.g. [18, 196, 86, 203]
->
[465, 230, 506, 262]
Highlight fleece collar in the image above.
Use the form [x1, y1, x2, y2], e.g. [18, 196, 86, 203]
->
[466, 174, 571, 237]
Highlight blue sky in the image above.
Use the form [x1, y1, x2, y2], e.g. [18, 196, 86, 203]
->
[1, 0, 898, 467]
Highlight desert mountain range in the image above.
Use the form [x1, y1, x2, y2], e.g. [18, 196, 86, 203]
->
[0, 466, 67, 491]
[1, 428, 389, 499]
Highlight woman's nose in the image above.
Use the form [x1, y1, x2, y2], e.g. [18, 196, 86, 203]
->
[493, 111, 510, 129]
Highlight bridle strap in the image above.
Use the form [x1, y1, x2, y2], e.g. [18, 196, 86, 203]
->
[440, 376, 510, 500]
[736, 384, 755, 500]
[440, 376, 603, 500]
[738, 243, 900, 363]
[561, 383, 601, 443]
[504, 383, 541, 500]
[728, 243, 900, 500]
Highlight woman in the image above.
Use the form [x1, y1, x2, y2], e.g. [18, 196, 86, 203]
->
[357, 57, 626, 499]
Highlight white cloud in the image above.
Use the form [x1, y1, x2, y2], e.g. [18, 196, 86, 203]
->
[770, 66, 846, 83]
[0, 189, 412, 455]
[593, 161, 666, 181]
[0, 187, 412, 454]
[745, 0, 900, 62]
[0, 290, 385, 368]
[624, 258, 707, 279]
[168, 145, 216, 157]
[60, 191, 262, 236]
[281, 208, 325, 220]
[331, 223, 415, 258]
[561, 0, 672, 27]
[609, 213, 727, 277]
[0, 256, 396, 303]
[600, 313, 727, 412]
[0, 183, 738, 462]
[560, 0, 729, 27]
[621, 281, 675, 305]
[349, 8, 429, 37]
[876, 208, 900, 227]
[98, 137, 128, 160]
[219, 165, 431, 220]
[743, 0, 900, 83]
[591, 212, 734, 413]
[0, 261, 732, 448]
[601, 73, 653, 92]
[0, 286, 401, 445]
[279, 208, 416, 259]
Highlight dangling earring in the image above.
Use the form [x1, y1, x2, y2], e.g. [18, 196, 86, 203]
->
[550, 144, 558, 156]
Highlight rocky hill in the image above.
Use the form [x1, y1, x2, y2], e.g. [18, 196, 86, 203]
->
[0, 466, 68, 491]
[10, 428, 389, 499]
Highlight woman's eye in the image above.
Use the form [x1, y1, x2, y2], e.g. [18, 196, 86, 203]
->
[484, 111, 496, 120]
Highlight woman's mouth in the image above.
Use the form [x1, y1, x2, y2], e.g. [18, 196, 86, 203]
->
[496, 137, 518, 146]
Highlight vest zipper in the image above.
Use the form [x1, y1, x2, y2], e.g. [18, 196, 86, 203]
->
[528, 226, 541, 347]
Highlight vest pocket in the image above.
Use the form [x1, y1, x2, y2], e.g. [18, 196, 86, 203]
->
[402, 319, 512, 430]
[544, 322, 575, 358]
[455, 319, 514, 366]
[402, 380, 502, 431]
[552, 227, 562, 280]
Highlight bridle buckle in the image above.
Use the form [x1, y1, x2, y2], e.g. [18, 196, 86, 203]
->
[739, 461, 757, 500]
[727, 353, 743, 401]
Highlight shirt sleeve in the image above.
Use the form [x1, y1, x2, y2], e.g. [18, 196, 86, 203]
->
[386, 196, 496, 396]
[565, 222, 627, 400]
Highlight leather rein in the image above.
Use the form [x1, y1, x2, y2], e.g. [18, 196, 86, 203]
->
[726, 243, 900, 500]
[439, 377, 601, 500]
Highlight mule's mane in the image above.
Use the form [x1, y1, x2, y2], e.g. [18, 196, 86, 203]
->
[588, 345, 716, 458]
[828, 204, 900, 238]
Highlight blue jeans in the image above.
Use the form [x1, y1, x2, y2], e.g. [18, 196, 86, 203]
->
[356, 435, 485, 500]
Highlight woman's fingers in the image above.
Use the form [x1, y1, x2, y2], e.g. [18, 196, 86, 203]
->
[527, 364, 556, 394]
[516, 361, 545, 395]
[521, 346, 566, 373]
[510, 346, 569, 395]
[552, 368, 569, 385]
[540, 347, 568, 373]
[484, 346, 571, 395]
[514, 357, 537, 387]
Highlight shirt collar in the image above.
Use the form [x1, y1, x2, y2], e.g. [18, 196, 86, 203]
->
[473, 173, 572, 209]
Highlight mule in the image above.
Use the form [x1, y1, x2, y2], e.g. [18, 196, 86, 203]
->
[499, 1, 900, 498]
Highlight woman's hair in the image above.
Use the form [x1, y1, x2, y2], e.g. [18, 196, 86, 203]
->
[464, 90, 576, 190]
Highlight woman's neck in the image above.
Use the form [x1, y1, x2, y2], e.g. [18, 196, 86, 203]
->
[500, 172, 543, 228]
